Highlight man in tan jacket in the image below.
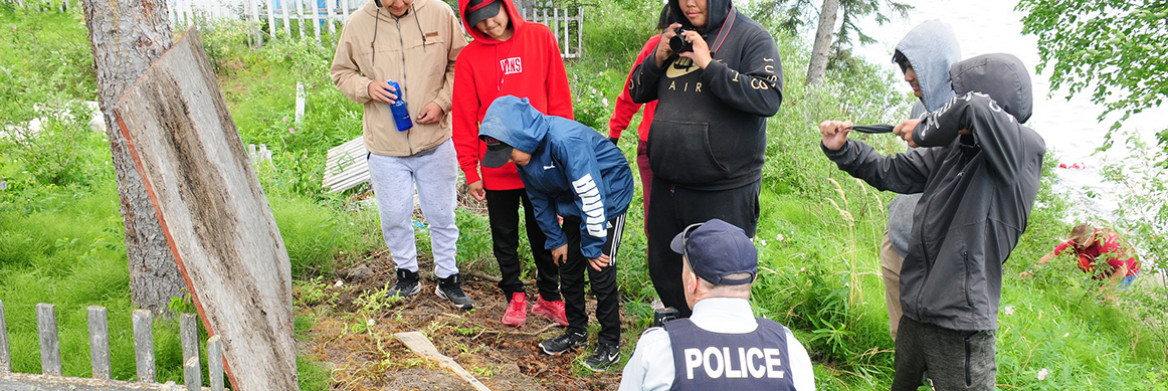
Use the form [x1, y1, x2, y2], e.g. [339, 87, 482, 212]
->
[331, 0, 471, 308]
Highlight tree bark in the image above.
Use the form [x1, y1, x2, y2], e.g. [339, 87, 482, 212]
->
[83, 0, 185, 316]
[805, 0, 839, 86]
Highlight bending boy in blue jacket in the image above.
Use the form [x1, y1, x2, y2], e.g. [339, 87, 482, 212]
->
[479, 95, 634, 372]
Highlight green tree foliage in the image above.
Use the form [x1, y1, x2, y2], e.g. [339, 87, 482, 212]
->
[1017, 0, 1168, 149]
[1019, 0, 1168, 272]
[748, 0, 910, 68]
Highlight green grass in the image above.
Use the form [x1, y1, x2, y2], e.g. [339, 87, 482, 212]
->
[2, 1, 1166, 390]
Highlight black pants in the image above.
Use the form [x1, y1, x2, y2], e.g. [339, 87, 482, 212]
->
[485, 189, 559, 302]
[561, 215, 624, 346]
[891, 316, 997, 391]
[646, 178, 760, 318]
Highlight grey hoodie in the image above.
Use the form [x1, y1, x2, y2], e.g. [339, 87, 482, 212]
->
[895, 20, 961, 112]
[825, 53, 1045, 331]
[886, 21, 960, 256]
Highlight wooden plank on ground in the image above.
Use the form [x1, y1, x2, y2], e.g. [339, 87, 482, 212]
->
[394, 332, 491, 391]
[113, 27, 298, 391]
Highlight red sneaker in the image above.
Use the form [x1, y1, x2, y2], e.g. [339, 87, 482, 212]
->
[532, 297, 568, 326]
[502, 292, 527, 327]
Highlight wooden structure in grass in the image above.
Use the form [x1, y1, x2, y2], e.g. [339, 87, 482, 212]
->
[112, 27, 298, 391]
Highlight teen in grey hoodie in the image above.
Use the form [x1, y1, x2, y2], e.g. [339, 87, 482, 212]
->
[882, 20, 961, 341]
[820, 53, 1045, 390]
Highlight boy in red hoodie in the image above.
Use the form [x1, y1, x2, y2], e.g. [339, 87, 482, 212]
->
[452, 0, 573, 327]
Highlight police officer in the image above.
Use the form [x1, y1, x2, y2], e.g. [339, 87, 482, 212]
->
[618, 219, 815, 390]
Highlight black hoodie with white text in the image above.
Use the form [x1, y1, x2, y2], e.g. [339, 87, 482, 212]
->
[629, 0, 782, 190]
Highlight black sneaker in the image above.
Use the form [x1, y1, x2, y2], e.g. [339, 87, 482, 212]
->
[582, 343, 620, 372]
[387, 269, 421, 298]
[436, 273, 474, 310]
[539, 331, 587, 355]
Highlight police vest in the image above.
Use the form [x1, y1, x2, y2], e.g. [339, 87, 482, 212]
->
[664, 318, 796, 391]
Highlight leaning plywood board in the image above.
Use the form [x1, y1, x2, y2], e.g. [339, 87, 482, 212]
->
[113, 28, 297, 391]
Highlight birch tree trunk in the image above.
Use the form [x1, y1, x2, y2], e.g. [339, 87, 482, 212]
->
[805, 0, 839, 86]
[83, 0, 185, 316]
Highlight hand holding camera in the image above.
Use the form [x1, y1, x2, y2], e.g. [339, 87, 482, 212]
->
[654, 23, 713, 69]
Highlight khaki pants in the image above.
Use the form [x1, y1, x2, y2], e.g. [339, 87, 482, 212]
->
[881, 231, 904, 341]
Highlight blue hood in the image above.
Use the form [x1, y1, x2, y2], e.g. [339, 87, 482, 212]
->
[895, 20, 962, 112]
[479, 95, 548, 154]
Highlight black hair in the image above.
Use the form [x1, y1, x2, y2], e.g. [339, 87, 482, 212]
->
[892, 49, 908, 73]
[656, 3, 674, 30]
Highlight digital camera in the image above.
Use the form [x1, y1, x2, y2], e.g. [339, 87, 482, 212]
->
[669, 27, 693, 53]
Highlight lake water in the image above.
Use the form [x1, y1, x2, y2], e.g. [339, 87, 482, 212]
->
[842, 0, 1167, 222]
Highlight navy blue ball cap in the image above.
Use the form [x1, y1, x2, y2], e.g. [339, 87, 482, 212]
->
[670, 219, 758, 286]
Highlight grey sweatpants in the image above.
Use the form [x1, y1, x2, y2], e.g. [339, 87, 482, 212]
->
[891, 316, 997, 391]
[367, 139, 459, 278]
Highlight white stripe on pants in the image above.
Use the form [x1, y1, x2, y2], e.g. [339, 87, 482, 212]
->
[367, 139, 459, 278]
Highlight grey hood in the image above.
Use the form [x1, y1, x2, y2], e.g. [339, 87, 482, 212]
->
[949, 53, 1033, 123]
[894, 20, 961, 112]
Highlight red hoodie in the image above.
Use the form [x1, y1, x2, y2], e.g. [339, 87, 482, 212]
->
[452, 0, 573, 190]
[607, 35, 660, 143]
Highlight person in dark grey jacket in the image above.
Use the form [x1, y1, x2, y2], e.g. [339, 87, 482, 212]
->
[629, 0, 782, 318]
[819, 53, 1045, 390]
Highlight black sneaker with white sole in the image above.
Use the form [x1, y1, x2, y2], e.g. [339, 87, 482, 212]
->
[436, 273, 474, 310]
[387, 269, 421, 298]
[582, 343, 620, 372]
[539, 331, 587, 355]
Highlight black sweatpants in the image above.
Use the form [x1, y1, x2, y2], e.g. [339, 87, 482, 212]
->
[485, 189, 560, 302]
[646, 178, 760, 318]
[560, 215, 625, 346]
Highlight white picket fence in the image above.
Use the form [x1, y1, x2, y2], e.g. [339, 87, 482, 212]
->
[165, 0, 583, 57]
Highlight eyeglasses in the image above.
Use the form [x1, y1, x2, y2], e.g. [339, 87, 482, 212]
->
[680, 222, 704, 262]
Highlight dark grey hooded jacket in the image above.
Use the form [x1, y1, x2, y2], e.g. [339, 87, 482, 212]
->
[887, 20, 961, 256]
[824, 53, 1045, 330]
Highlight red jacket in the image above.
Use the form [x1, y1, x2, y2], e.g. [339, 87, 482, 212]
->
[452, 0, 573, 190]
[1053, 229, 1141, 277]
[607, 35, 660, 143]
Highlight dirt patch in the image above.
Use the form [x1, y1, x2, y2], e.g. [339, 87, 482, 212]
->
[298, 255, 628, 390]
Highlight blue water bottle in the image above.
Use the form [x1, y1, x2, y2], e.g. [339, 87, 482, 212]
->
[386, 80, 413, 131]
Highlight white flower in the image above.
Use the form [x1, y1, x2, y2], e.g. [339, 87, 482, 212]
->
[333, 280, 344, 288]
[800, 267, 805, 272]
[760, 239, 767, 246]
[1063, 332, 1070, 337]
[591, 88, 597, 95]
[1037, 368, 1048, 381]
[776, 233, 784, 241]
[366, 318, 376, 327]
[602, 97, 609, 107]
[1004, 306, 1014, 315]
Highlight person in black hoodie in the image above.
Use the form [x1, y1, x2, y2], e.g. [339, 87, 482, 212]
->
[820, 53, 1045, 390]
[629, 0, 782, 318]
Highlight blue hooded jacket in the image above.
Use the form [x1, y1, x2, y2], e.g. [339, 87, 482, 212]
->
[479, 96, 635, 259]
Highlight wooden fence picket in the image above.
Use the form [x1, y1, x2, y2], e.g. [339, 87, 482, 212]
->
[89, 306, 111, 380]
[35, 304, 61, 376]
[0, 300, 9, 373]
[133, 309, 155, 383]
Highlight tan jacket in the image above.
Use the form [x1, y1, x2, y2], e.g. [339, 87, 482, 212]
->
[330, 0, 467, 156]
